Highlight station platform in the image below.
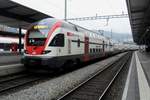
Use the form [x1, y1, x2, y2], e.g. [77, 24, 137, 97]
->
[0, 51, 23, 56]
[0, 53, 24, 76]
[0, 52, 22, 65]
[122, 51, 150, 100]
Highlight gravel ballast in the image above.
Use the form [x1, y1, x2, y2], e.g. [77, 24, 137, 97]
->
[0, 53, 126, 100]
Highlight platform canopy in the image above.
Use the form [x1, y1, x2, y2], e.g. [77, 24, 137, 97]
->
[0, 0, 53, 29]
[126, 0, 150, 45]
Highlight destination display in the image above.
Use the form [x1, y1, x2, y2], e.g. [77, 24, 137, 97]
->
[33, 25, 48, 29]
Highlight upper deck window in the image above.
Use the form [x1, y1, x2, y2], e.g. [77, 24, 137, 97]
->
[28, 18, 57, 38]
[27, 18, 58, 46]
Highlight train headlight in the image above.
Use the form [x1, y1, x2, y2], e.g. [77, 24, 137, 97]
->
[42, 50, 51, 54]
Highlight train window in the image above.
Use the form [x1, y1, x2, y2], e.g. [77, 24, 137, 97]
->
[0, 43, 3, 48]
[28, 29, 49, 38]
[77, 39, 80, 47]
[99, 49, 101, 52]
[49, 34, 64, 47]
[96, 48, 98, 52]
[93, 48, 95, 53]
[28, 18, 58, 39]
[90, 48, 92, 53]
[27, 25, 50, 46]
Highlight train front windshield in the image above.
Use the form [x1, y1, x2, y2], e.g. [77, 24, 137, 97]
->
[27, 28, 48, 46]
[27, 18, 57, 46]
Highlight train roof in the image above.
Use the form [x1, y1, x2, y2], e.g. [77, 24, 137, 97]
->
[34, 18, 115, 42]
[60, 19, 107, 39]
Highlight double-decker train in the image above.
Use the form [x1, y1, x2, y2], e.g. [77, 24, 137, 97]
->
[21, 18, 136, 71]
[0, 37, 23, 52]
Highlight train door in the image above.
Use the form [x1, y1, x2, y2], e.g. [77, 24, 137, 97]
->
[55, 34, 65, 56]
[83, 36, 89, 61]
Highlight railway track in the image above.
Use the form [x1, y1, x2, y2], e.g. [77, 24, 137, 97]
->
[0, 72, 42, 93]
[57, 52, 132, 100]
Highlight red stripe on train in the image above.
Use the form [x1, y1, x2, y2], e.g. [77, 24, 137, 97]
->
[44, 21, 62, 50]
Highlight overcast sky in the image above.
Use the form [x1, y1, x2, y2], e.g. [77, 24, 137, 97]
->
[12, 0, 132, 35]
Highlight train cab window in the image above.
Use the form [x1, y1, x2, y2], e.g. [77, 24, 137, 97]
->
[49, 34, 64, 47]
[28, 38, 46, 46]
[27, 29, 49, 46]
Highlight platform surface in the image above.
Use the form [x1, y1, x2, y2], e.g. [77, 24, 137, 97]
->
[0, 53, 24, 76]
[137, 51, 150, 86]
[0, 52, 22, 65]
[122, 51, 150, 100]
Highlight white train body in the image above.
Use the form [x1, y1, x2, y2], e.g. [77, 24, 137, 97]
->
[22, 18, 126, 70]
